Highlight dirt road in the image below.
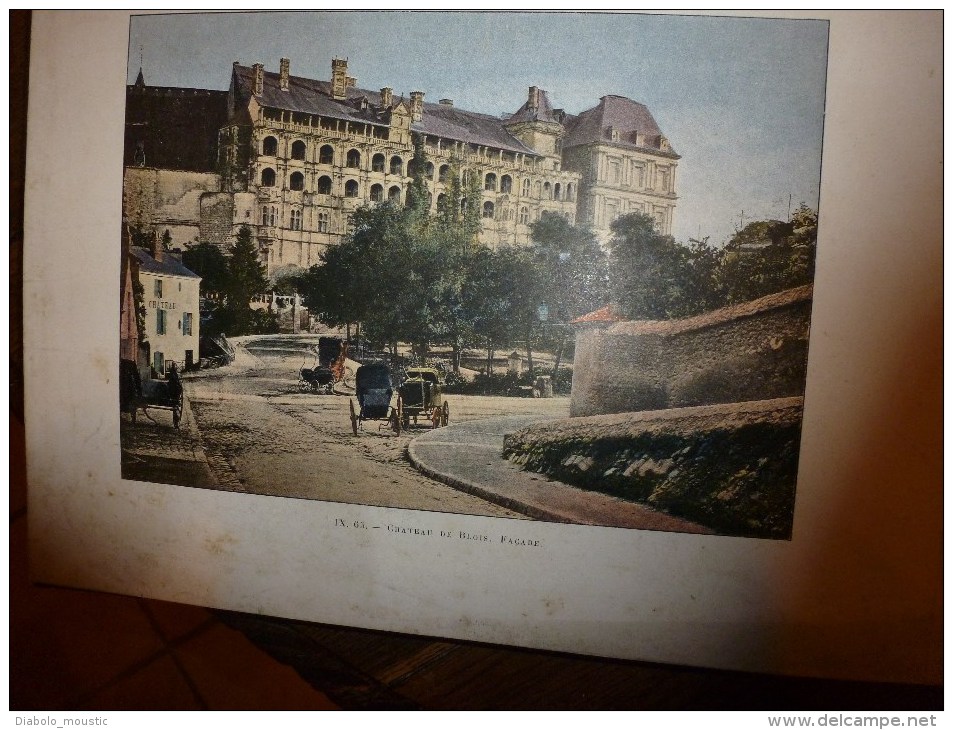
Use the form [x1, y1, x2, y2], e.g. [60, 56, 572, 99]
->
[182, 335, 569, 519]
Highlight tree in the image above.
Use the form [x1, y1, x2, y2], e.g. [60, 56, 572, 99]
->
[461, 245, 539, 374]
[405, 133, 430, 214]
[530, 212, 609, 322]
[716, 205, 817, 305]
[607, 213, 694, 319]
[182, 241, 229, 295]
[222, 224, 269, 335]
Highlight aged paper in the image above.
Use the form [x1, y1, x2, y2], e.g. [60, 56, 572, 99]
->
[24, 10, 941, 683]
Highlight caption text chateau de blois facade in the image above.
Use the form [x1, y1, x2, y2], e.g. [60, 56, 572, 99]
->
[124, 57, 680, 278]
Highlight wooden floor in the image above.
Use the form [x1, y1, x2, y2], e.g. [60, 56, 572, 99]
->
[216, 611, 941, 711]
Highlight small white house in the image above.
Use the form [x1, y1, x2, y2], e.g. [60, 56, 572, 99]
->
[131, 244, 201, 376]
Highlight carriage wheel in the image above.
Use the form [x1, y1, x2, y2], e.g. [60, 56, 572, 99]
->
[441, 401, 450, 427]
[349, 399, 358, 436]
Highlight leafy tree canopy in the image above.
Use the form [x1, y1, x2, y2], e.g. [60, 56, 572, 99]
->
[182, 241, 229, 295]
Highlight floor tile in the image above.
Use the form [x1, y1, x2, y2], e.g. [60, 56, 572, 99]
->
[10, 518, 166, 709]
[76, 654, 204, 710]
[173, 623, 339, 710]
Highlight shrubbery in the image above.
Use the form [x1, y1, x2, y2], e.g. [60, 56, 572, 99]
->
[444, 367, 572, 397]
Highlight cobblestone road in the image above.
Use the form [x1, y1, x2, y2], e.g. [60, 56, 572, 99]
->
[181, 335, 570, 519]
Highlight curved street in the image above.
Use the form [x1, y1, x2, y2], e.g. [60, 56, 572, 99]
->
[179, 334, 570, 519]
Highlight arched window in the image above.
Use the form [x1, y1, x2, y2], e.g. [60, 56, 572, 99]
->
[390, 156, 403, 175]
[482, 201, 495, 219]
[534, 180, 542, 198]
[438, 164, 450, 183]
[437, 193, 446, 207]
[370, 184, 384, 202]
[317, 176, 332, 195]
[344, 179, 359, 198]
[426, 162, 435, 178]
[543, 181, 552, 199]
[484, 173, 497, 192]
[500, 175, 512, 194]
[518, 207, 529, 225]
[521, 178, 530, 197]
[566, 183, 575, 202]
[346, 149, 360, 168]
[388, 185, 401, 202]
[553, 183, 561, 200]
[262, 136, 278, 156]
[372, 153, 386, 172]
[290, 209, 302, 230]
[316, 211, 330, 233]
[289, 171, 304, 191]
[291, 140, 306, 160]
[261, 168, 276, 187]
[319, 145, 334, 165]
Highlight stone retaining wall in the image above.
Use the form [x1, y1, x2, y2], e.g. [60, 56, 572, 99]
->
[503, 398, 804, 539]
[570, 286, 813, 417]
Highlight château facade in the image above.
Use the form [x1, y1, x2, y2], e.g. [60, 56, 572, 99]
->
[124, 57, 679, 277]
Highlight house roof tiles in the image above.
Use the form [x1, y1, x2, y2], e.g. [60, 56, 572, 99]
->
[132, 247, 201, 279]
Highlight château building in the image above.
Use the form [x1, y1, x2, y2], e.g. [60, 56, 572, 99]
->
[124, 57, 679, 277]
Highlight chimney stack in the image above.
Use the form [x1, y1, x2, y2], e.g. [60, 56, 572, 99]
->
[380, 87, 393, 107]
[150, 230, 163, 263]
[527, 86, 540, 111]
[279, 58, 290, 91]
[409, 91, 424, 122]
[253, 63, 264, 96]
[439, 98, 453, 107]
[331, 58, 348, 99]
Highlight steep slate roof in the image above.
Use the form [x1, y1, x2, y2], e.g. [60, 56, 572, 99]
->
[506, 87, 561, 124]
[233, 64, 538, 156]
[131, 247, 201, 279]
[564, 94, 679, 157]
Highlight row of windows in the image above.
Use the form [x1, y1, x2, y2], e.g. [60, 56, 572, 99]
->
[154, 309, 193, 337]
[153, 279, 185, 297]
[262, 205, 332, 233]
[258, 138, 578, 197]
[258, 167, 576, 201]
[257, 199, 553, 233]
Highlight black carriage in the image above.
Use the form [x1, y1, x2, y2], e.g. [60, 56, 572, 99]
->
[120, 359, 184, 428]
[300, 336, 347, 393]
[349, 362, 402, 435]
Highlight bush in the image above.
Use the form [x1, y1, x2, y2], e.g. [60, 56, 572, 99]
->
[443, 367, 573, 396]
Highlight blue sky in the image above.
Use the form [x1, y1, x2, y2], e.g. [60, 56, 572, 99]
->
[128, 11, 829, 246]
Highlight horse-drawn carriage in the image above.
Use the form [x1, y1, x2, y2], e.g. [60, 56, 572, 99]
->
[348, 363, 450, 435]
[397, 366, 449, 430]
[349, 362, 401, 435]
[300, 336, 347, 393]
[120, 359, 184, 429]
